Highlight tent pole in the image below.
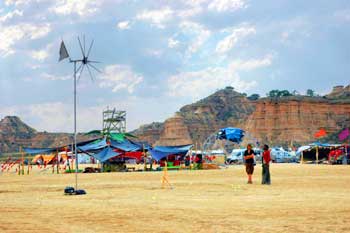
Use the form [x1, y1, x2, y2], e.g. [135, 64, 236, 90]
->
[300, 151, 303, 164]
[316, 146, 319, 164]
[27, 151, 30, 175]
[56, 149, 59, 174]
[143, 144, 147, 171]
[21, 146, 25, 175]
[18, 146, 22, 175]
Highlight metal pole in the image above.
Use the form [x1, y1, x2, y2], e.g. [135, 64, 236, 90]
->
[74, 61, 78, 190]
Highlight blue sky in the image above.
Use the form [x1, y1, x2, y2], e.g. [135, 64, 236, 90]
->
[0, 0, 349, 132]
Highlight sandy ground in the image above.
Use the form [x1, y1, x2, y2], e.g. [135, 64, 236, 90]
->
[0, 164, 349, 233]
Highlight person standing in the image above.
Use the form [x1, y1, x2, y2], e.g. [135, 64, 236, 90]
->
[262, 144, 271, 185]
[244, 144, 255, 184]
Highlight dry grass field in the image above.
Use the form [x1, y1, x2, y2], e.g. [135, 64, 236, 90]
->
[0, 164, 349, 233]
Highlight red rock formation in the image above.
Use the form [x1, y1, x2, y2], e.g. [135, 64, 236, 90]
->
[245, 97, 350, 145]
[131, 122, 163, 145]
[155, 113, 192, 146]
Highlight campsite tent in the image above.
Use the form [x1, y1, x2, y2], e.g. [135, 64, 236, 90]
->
[24, 135, 151, 165]
[297, 143, 341, 162]
[77, 137, 148, 163]
[149, 144, 193, 161]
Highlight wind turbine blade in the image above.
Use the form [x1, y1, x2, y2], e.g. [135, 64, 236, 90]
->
[87, 60, 101, 63]
[75, 63, 83, 75]
[77, 65, 85, 82]
[77, 37, 85, 57]
[86, 64, 95, 82]
[86, 39, 94, 58]
[88, 63, 102, 73]
[83, 35, 86, 55]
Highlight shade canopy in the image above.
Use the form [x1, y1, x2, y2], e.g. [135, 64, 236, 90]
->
[110, 139, 142, 152]
[23, 148, 57, 155]
[150, 144, 193, 161]
[92, 146, 121, 162]
[216, 127, 245, 143]
[78, 138, 107, 151]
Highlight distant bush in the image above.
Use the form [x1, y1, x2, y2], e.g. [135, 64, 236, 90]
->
[247, 94, 260, 100]
[267, 90, 293, 98]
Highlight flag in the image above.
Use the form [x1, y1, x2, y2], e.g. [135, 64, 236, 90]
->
[314, 128, 327, 138]
[338, 128, 349, 141]
[59, 40, 69, 61]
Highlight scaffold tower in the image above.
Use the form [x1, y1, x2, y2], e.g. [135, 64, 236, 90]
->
[102, 107, 126, 135]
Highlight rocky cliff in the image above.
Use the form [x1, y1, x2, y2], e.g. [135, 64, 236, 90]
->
[245, 96, 350, 146]
[134, 85, 350, 147]
[155, 113, 193, 146]
[0, 116, 91, 153]
[133, 86, 255, 146]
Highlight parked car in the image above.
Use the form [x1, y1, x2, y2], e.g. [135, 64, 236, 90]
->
[270, 147, 297, 163]
[226, 148, 261, 164]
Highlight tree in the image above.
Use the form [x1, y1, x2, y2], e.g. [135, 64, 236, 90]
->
[292, 90, 299, 96]
[247, 93, 260, 100]
[267, 90, 280, 97]
[306, 89, 315, 97]
[279, 90, 292, 97]
[267, 89, 293, 98]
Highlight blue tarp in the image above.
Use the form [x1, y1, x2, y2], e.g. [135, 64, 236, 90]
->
[78, 138, 107, 151]
[131, 141, 152, 150]
[110, 139, 142, 152]
[150, 144, 193, 161]
[310, 142, 332, 147]
[217, 127, 245, 143]
[149, 149, 172, 161]
[23, 148, 56, 155]
[92, 146, 121, 162]
[154, 144, 193, 153]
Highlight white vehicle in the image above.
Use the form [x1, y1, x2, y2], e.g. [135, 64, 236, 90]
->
[270, 147, 297, 163]
[226, 148, 261, 164]
[226, 149, 245, 164]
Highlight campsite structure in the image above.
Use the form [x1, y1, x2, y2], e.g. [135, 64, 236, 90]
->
[102, 107, 126, 135]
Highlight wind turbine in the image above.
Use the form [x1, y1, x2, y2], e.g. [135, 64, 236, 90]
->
[59, 36, 101, 194]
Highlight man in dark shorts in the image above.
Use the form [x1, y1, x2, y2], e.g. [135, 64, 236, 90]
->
[244, 144, 255, 184]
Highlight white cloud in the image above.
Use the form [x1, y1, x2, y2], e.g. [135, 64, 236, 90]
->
[177, 0, 206, 18]
[136, 7, 173, 28]
[0, 9, 23, 22]
[168, 66, 257, 100]
[334, 9, 350, 22]
[41, 73, 71, 81]
[0, 102, 102, 132]
[168, 37, 180, 48]
[145, 49, 163, 57]
[0, 23, 51, 57]
[31, 50, 49, 61]
[99, 64, 143, 93]
[50, 0, 101, 17]
[4, 0, 30, 6]
[180, 21, 211, 55]
[30, 43, 53, 61]
[229, 54, 273, 71]
[117, 20, 130, 30]
[208, 0, 247, 12]
[0, 97, 180, 132]
[216, 26, 255, 54]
